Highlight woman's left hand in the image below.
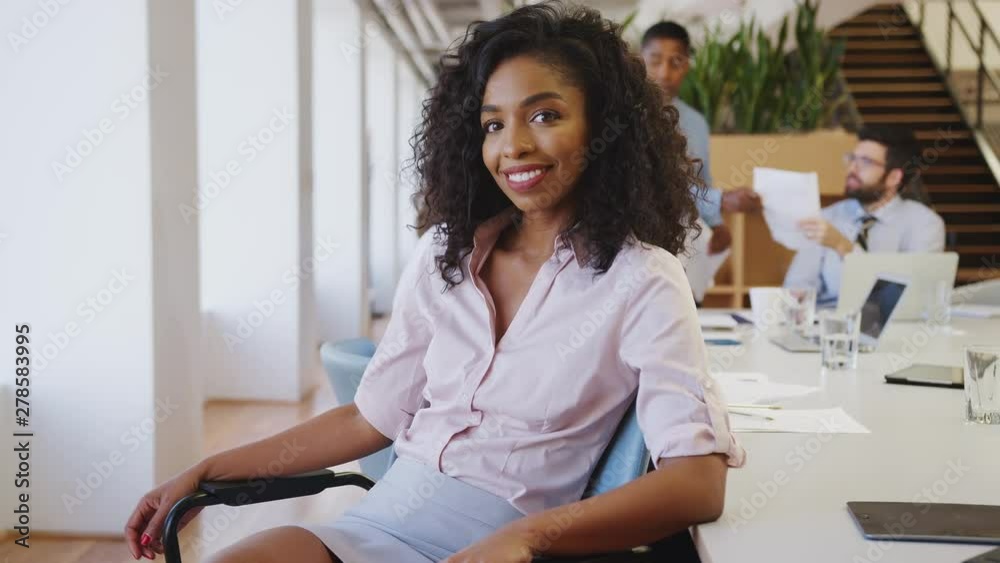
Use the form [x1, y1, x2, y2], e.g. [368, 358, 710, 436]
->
[444, 528, 538, 563]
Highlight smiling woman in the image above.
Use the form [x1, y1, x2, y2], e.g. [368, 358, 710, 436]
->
[412, 0, 702, 287]
[123, 2, 744, 563]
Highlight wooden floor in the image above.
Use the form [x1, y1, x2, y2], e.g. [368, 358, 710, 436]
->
[2, 318, 391, 563]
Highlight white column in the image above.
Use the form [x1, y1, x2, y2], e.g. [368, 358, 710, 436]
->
[313, 0, 369, 346]
[397, 60, 426, 271]
[196, 0, 319, 401]
[368, 31, 399, 316]
[0, 0, 200, 534]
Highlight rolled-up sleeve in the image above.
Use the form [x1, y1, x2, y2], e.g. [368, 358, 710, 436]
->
[354, 234, 436, 441]
[619, 249, 746, 468]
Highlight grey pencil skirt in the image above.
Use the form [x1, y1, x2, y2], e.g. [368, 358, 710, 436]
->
[300, 457, 526, 562]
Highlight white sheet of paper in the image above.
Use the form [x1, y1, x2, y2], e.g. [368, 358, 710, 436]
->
[699, 312, 738, 330]
[753, 167, 821, 250]
[713, 371, 819, 405]
[729, 407, 870, 434]
[951, 304, 1000, 319]
[682, 219, 730, 302]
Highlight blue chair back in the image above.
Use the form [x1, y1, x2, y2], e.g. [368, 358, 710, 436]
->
[319, 339, 393, 480]
[583, 402, 650, 498]
[320, 339, 649, 495]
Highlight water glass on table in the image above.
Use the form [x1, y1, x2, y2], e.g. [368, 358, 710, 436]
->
[783, 287, 817, 334]
[964, 345, 1000, 425]
[819, 310, 861, 370]
[922, 280, 953, 326]
[749, 287, 788, 331]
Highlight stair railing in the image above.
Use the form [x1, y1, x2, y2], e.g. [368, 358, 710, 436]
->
[912, 0, 1000, 183]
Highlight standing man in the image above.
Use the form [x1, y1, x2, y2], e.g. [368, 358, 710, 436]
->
[784, 126, 946, 304]
[641, 21, 762, 255]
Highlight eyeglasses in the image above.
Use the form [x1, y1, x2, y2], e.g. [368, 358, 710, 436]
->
[843, 152, 886, 169]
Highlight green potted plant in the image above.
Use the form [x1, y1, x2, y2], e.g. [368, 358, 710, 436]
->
[679, 0, 848, 134]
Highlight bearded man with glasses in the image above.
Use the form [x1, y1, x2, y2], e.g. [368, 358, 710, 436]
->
[783, 125, 945, 304]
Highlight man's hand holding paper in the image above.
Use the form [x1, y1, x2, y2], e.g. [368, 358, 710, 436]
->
[752, 167, 821, 251]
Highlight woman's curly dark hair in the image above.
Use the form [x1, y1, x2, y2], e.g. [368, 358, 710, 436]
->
[411, 0, 702, 288]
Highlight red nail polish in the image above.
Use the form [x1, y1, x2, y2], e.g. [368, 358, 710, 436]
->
[141, 533, 151, 546]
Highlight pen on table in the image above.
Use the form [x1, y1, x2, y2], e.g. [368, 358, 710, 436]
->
[729, 410, 775, 421]
[727, 404, 782, 410]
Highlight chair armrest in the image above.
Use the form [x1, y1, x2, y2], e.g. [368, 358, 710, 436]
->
[163, 470, 376, 563]
[199, 469, 376, 506]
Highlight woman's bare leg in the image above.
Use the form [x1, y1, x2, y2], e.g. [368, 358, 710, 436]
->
[203, 525, 339, 563]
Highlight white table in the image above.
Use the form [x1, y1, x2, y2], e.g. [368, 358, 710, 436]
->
[693, 315, 1000, 563]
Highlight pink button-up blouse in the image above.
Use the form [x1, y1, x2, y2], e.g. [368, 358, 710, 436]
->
[354, 208, 745, 515]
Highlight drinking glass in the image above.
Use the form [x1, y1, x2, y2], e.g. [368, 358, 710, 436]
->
[783, 287, 817, 334]
[820, 310, 861, 370]
[964, 346, 1000, 424]
[749, 287, 788, 331]
[922, 280, 952, 326]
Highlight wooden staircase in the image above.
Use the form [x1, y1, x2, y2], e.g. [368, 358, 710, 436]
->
[833, 3, 1000, 284]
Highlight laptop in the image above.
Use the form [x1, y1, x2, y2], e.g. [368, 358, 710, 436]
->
[838, 252, 958, 320]
[771, 275, 908, 353]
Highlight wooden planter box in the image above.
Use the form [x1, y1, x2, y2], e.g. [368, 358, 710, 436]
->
[703, 128, 859, 308]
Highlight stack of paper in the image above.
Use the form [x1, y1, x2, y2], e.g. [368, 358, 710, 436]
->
[752, 167, 821, 250]
[711, 372, 867, 433]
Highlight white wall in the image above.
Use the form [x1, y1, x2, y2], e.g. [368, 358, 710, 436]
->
[396, 58, 425, 271]
[197, 0, 319, 401]
[906, 0, 1000, 71]
[367, 30, 400, 316]
[313, 0, 370, 345]
[0, 0, 200, 534]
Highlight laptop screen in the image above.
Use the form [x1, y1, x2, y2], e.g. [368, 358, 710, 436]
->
[859, 278, 907, 338]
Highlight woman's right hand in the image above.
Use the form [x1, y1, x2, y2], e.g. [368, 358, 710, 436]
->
[124, 463, 207, 560]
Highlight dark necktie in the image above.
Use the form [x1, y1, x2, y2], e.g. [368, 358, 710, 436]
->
[855, 215, 877, 251]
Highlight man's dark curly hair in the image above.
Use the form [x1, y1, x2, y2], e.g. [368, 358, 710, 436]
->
[411, 0, 702, 288]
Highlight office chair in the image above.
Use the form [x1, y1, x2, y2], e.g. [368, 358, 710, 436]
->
[319, 339, 393, 480]
[161, 339, 696, 563]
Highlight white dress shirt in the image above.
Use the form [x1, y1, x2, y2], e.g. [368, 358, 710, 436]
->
[783, 195, 946, 303]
